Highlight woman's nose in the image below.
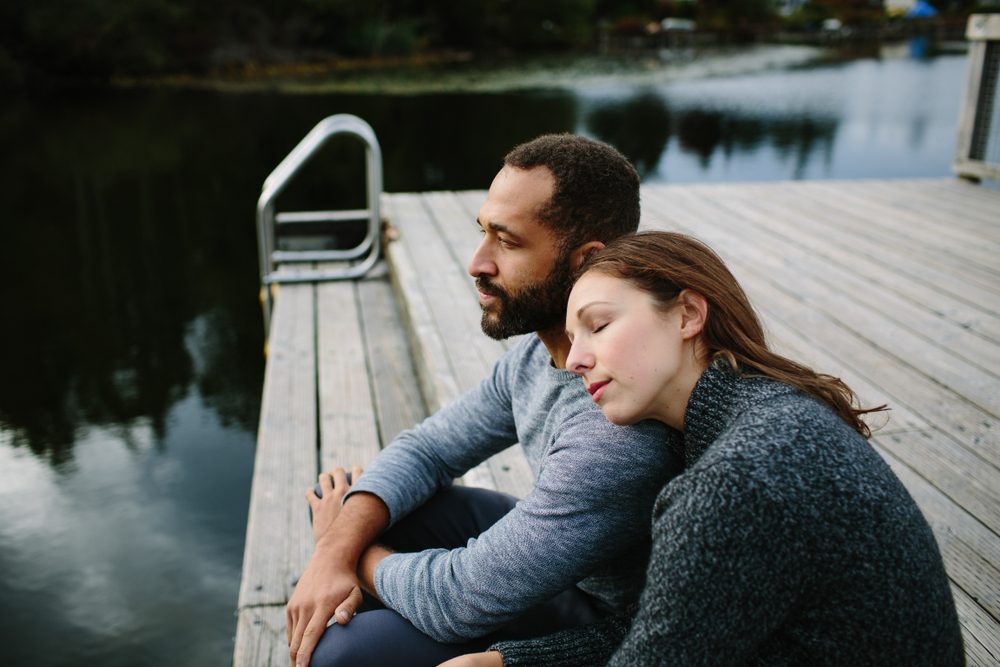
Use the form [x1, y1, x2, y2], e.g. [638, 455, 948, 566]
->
[565, 342, 593, 376]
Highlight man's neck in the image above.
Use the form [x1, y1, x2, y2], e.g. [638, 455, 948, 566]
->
[535, 327, 572, 370]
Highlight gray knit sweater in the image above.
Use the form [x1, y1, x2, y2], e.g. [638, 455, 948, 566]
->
[346, 335, 680, 643]
[494, 361, 964, 666]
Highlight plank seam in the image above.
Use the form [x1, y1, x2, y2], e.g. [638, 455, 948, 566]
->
[355, 278, 386, 449]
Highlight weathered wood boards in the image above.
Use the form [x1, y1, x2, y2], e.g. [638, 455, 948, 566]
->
[233, 267, 427, 665]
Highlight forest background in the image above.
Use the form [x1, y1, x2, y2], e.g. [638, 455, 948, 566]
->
[0, 0, 988, 88]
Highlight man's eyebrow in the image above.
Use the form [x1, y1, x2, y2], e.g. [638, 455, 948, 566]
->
[476, 218, 518, 238]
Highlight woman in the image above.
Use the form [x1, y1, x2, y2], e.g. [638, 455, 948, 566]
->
[441, 231, 963, 666]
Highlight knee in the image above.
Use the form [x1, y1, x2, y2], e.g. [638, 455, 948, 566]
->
[309, 622, 367, 667]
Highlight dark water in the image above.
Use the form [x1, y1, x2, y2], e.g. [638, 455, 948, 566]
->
[0, 49, 966, 666]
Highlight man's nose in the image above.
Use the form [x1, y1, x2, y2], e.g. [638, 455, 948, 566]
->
[467, 237, 497, 278]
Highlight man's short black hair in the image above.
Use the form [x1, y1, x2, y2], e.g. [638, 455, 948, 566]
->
[503, 134, 640, 252]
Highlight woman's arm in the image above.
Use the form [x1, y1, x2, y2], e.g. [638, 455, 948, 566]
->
[486, 608, 635, 667]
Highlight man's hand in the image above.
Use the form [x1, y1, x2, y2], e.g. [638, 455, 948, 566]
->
[286, 471, 391, 667]
[286, 551, 363, 667]
[307, 466, 364, 544]
[437, 651, 505, 667]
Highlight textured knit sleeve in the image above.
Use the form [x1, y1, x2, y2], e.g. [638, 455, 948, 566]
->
[372, 411, 679, 642]
[491, 607, 635, 667]
[344, 351, 519, 526]
[605, 459, 811, 665]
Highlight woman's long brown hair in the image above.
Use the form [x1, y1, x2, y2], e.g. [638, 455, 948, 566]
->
[580, 231, 886, 437]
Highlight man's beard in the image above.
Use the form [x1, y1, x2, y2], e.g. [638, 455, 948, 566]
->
[476, 254, 575, 340]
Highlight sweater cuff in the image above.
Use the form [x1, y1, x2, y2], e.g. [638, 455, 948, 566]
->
[491, 635, 610, 667]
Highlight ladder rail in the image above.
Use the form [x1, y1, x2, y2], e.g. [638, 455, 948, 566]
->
[256, 114, 383, 332]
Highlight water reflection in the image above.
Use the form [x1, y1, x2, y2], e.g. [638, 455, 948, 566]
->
[586, 91, 672, 178]
[584, 90, 839, 182]
[0, 92, 265, 462]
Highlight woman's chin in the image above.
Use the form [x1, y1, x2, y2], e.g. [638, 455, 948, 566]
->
[601, 406, 638, 427]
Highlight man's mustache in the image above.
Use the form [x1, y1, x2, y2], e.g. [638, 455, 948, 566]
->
[476, 277, 507, 300]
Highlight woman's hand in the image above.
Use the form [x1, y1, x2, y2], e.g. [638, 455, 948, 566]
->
[306, 466, 363, 544]
[437, 650, 504, 667]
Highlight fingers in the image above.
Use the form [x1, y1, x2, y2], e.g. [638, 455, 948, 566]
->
[351, 465, 363, 483]
[319, 470, 335, 497]
[294, 610, 331, 667]
[331, 467, 349, 498]
[334, 585, 363, 625]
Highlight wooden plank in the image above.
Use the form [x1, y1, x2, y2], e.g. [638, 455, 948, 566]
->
[795, 181, 1000, 282]
[715, 180, 1000, 297]
[828, 180, 1000, 254]
[952, 585, 1000, 667]
[237, 282, 317, 610]
[233, 606, 288, 667]
[356, 268, 428, 445]
[382, 194, 462, 413]
[878, 446, 1000, 621]
[875, 429, 1000, 540]
[725, 180, 1000, 307]
[390, 193, 501, 390]
[857, 180, 1000, 240]
[317, 275, 382, 470]
[676, 183, 1000, 345]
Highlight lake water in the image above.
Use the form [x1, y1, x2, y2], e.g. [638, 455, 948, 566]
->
[0, 45, 968, 666]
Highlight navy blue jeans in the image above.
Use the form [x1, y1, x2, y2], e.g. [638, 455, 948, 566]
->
[308, 482, 604, 667]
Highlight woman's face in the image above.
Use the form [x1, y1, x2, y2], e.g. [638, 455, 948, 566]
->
[565, 271, 705, 429]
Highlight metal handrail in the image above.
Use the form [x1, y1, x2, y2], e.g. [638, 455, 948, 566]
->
[256, 114, 383, 331]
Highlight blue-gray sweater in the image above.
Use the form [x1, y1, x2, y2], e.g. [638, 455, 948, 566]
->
[345, 335, 681, 642]
[494, 361, 964, 665]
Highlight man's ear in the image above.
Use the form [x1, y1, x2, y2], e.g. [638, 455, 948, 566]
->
[570, 241, 605, 271]
[678, 289, 708, 340]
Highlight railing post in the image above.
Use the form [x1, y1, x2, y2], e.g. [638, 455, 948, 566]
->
[954, 14, 1000, 183]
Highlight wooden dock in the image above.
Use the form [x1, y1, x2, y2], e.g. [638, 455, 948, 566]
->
[233, 177, 1000, 666]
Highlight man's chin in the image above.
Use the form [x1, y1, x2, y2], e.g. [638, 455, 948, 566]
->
[480, 313, 510, 340]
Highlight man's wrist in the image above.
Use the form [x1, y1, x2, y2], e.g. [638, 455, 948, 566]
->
[314, 491, 391, 561]
[358, 544, 394, 597]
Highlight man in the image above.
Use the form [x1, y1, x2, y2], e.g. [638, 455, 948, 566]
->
[286, 134, 682, 667]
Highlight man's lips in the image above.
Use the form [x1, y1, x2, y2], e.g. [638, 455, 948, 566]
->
[475, 280, 503, 304]
[587, 380, 610, 402]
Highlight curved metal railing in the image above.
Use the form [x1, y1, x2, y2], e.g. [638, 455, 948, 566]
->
[257, 114, 383, 330]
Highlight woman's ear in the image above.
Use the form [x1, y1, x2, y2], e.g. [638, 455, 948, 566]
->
[570, 241, 605, 271]
[677, 289, 708, 340]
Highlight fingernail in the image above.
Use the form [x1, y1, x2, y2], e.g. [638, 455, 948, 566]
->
[337, 610, 348, 622]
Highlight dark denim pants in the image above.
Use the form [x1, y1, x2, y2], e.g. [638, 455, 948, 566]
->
[309, 482, 604, 667]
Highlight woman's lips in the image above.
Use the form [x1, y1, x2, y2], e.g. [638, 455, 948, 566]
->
[587, 380, 610, 403]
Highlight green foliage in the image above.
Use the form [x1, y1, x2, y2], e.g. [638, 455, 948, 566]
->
[697, 0, 778, 30]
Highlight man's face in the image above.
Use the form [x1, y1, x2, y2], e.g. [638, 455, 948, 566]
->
[468, 166, 575, 340]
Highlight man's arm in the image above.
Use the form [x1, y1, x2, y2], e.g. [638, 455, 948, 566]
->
[286, 491, 389, 667]
[287, 344, 523, 667]
[373, 414, 680, 642]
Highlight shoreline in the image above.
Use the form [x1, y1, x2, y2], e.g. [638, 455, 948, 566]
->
[111, 45, 838, 95]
